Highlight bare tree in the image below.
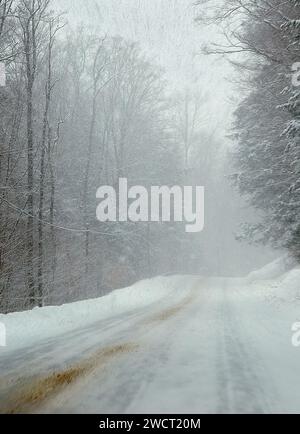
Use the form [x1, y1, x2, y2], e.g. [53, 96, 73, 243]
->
[82, 36, 110, 275]
[17, 0, 50, 305]
[37, 16, 62, 305]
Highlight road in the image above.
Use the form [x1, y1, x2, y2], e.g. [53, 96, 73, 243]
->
[0, 277, 299, 414]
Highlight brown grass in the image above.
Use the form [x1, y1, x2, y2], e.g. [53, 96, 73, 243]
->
[146, 285, 198, 323]
[1, 343, 137, 414]
[1, 281, 200, 414]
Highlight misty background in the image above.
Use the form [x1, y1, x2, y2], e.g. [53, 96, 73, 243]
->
[60, 0, 276, 272]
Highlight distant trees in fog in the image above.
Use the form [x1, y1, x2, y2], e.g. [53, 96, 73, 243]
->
[196, 0, 300, 260]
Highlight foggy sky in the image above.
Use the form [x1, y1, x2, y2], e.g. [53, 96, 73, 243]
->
[54, 0, 233, 139]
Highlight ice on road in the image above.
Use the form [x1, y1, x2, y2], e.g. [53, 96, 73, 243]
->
[1, 273, 300, 414]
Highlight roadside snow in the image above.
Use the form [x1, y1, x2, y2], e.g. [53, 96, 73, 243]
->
[278, 268, 300, 301]
[247, 254, 297, 281]
[246, 256, 300, 303]
[2, 257, 300, 357]
[0, 276, 188, 354]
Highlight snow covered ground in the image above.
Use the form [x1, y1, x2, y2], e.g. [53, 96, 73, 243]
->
[1, 259, 300, 414]
[0, 276, 188, 353]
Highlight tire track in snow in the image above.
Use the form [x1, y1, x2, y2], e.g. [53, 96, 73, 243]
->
[1, 343, 138, 414]
[216, 281, 273, 414]
[1, 280, 198, 414]
[36, 280, 200, 414]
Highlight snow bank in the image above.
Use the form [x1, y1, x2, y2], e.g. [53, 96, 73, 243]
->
[277, 268, 300, 300]
[246, 256, 300, 303]
[247, 255, 297, 281]
[0, 276, 187, 353]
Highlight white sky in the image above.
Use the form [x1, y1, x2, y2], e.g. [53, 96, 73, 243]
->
[54, 0, 234, 138]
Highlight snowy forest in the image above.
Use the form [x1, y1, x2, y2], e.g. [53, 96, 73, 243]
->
[0, 0, 218, 312]
[0, 0, 299, 314]
[196, 0, 300, 257]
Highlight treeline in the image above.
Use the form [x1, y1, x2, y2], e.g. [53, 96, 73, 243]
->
[196, 0, 300, 259]
[0, 0, 213, 313]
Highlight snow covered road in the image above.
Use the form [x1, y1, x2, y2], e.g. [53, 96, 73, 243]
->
[1, 273, 300, 414]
